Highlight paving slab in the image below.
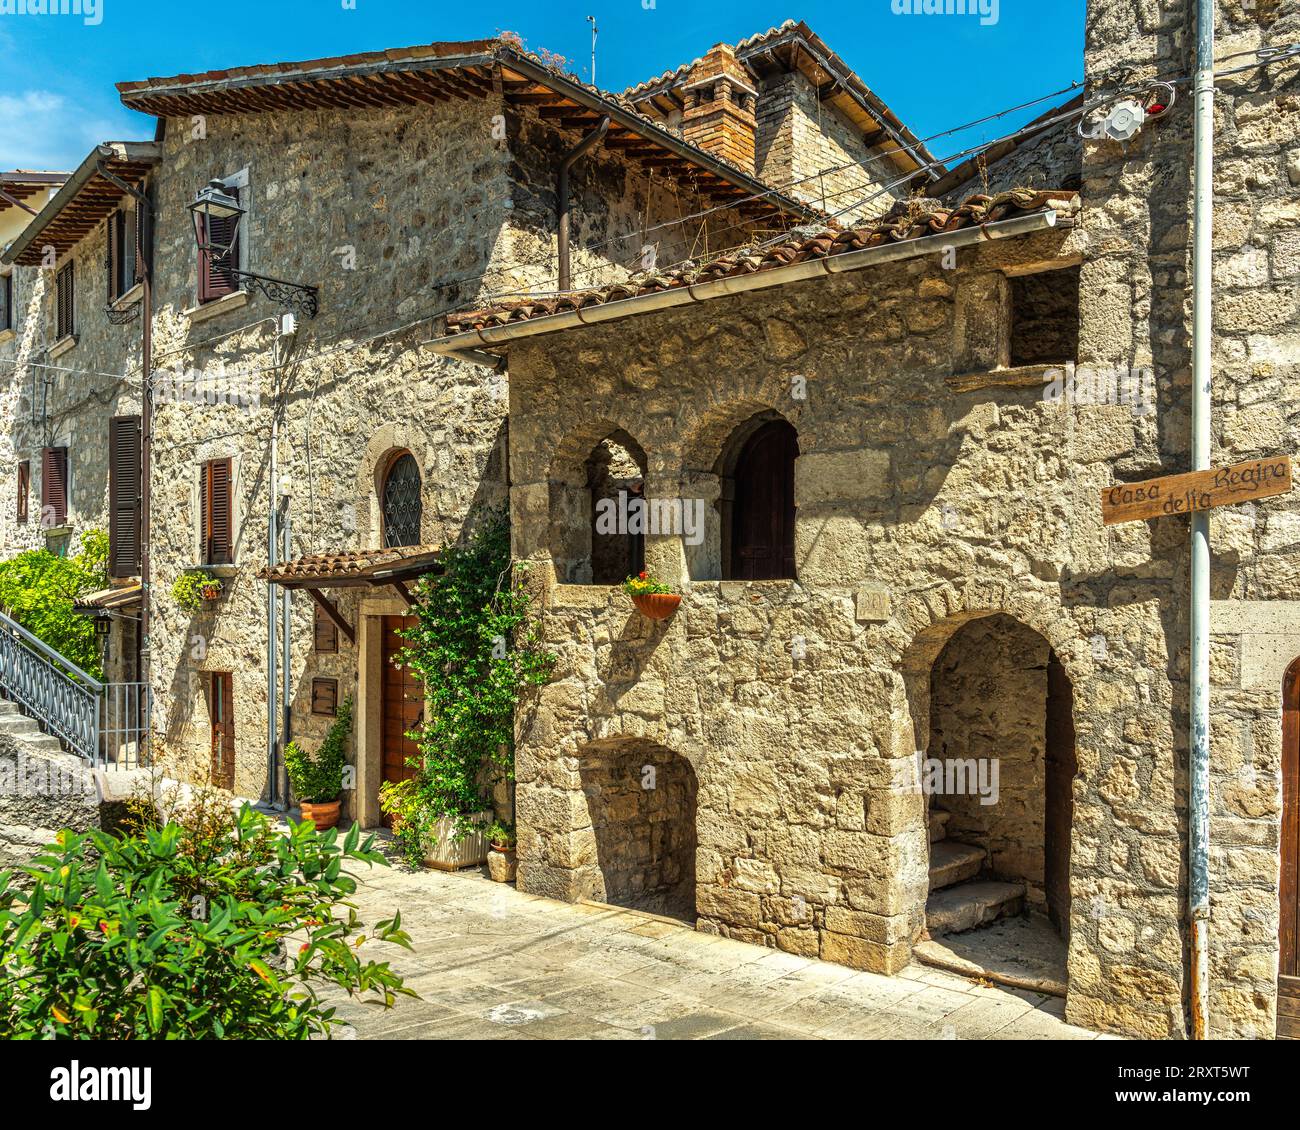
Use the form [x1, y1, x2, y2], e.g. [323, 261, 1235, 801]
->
[341, 861, 1103, 1040]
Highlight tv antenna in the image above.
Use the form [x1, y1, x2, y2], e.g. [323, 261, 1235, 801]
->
[587, 15, 598, 86]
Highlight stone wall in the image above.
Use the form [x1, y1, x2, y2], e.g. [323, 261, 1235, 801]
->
[755, 71, 901, 224]
[1075, 0, 1300, 1038]
[142, 88, 768, 805]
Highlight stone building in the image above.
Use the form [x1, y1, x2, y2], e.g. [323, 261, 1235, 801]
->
[4, 29, 926, 809]
[423, 2, 1300, 1042]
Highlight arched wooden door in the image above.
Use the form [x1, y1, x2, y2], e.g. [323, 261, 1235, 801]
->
[1280, 659, 1300, 1038]
[729, 420, 798, 581]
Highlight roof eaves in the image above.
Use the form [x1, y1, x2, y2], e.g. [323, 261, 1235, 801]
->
[1, 142, 159, 267]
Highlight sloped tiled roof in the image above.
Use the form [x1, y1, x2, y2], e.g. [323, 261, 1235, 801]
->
[258, 545, 442, 586]
[445, 188, 1077, 333]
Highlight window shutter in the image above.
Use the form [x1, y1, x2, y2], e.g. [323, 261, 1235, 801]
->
[106, 212, 120, 302]
[56, 263, 74, 339]
[199, 184, 240, 303]
[201, 458, 233, 565]
[16, 460, 29, 523]
[133, 197, 146, 284]
[109, 415, 142, 577]
[313, 606, 339, 652]
[41, 446, 68, 527]
[1, 272, 11, 332]
[311, 678, 339, 715]
[124, 204, 139, 292]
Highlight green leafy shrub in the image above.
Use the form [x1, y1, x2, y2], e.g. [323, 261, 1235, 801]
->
[286, 697, 352, 804]
[487, 820, 515, 850]
[170, 569, 222, 613]
[0, 794, 414, 1039]
[0, 529, 108, 676]
[379, 508, 553, 864]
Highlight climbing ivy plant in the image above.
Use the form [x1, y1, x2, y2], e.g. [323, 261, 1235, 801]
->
[0, 529, 108, 677]
[379, 508, 553, 865]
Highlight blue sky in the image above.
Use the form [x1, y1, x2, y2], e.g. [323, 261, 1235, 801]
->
[0, 0, 1084, 174]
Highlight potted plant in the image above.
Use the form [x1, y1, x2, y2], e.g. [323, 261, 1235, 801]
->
[286, 697, 352, 830]
[486, 820, 517, 883]
[624, 570, 681, 620]
[171, 568, 223, 613]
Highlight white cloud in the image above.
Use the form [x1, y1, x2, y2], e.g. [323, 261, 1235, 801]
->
[0, 88, 138, 171]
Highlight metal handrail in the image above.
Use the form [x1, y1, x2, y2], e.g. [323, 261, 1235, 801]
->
[0, 607, 103, 761]
[0, 608, 103, 689]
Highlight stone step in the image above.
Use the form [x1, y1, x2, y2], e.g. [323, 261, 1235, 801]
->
[0, 714, 42, 737]
[925, 880, 1026, 937]
[928, 840, 986, 891]
[928, 808, 951, 844]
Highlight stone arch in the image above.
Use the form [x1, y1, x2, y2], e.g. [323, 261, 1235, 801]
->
[893, 594, 1084, 993]
[575, 736, 699, 921]
[357, 424, 429, 547]
[548, 419, 648, 584]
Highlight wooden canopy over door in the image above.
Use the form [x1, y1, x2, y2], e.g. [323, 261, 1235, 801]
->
[381, 616, 422, 827]
[729, 420, 798, 581]
[1280, 659, 1300, 1039]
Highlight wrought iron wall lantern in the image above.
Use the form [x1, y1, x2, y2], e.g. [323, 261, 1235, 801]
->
[188, 179, 320, 319]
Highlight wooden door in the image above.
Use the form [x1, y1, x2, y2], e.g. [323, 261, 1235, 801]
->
[730, 420, 797, 581]
[209, 672, 235, 791]
[1280, 660, 1300, 1038]
[1044, 651, 1076, 939]
[381, 616, 422, 826]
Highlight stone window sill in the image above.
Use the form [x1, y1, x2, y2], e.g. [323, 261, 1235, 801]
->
[49, 334, 77, 360]
[110, 281, 144, 311]
[551, 583, 621, 610]
[945, 362, 1061, 394]
[194, 563, 239, 579]
[184, 290, 249, 325]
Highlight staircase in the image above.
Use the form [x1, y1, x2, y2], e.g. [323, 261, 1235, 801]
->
[924, 806, 1025, 937]
[0, 697, 70, 756]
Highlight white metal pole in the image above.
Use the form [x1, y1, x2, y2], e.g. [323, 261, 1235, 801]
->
[1189, 0, 1215, 1041]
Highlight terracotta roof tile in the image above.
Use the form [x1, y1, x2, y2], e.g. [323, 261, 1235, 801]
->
[258, 545, 441, 585]
[444, 188, 1078, 334]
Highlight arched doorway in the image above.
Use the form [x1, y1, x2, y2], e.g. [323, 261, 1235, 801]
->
[916, 613, 1075, 995]
[1280, 659, 1300, 1038]
[723, 416, 797, 580]
[577, 737, 698, 922]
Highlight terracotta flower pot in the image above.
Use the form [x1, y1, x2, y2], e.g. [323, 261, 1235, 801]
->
[631, 592, 681, 620]
[300, 799, 341, 830]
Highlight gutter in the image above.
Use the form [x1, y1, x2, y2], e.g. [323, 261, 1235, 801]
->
[424, 210, 1060, 366]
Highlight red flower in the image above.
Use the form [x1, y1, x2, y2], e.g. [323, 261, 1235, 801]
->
[638, 571, 647, 580]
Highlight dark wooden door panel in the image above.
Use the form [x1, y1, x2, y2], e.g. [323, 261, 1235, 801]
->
[1045, 650, 1076, 940]
[209, 672, 235, 791]
[1280, 660, 1299, 1036]
[731, 420, 797, 581]
[380, 616, 421, 826]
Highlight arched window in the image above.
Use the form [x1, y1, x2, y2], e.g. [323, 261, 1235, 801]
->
[587, 435, 646, 585]
[727, 418, 797, 580]
[381, 452, 422, 547]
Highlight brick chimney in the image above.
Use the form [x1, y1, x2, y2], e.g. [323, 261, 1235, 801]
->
[680, 44, 758, 174]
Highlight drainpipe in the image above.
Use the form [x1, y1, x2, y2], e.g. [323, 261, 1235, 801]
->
[557, 116, 609, 292]
[1188, 0, 1215, 1041]
[267, 337, 281, 807]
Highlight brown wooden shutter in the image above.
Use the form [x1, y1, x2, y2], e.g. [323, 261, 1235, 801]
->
[108, 415, 142, 577]
[41, 446, 68, 527]
[201, 457, 233, 564]
[311, 678, 339, 715]
[106, 212, 121, 302]
[16, 460, 29, 523]
[199, 185, 240, 303]
[56, 263, 74, 339]
[313, 605, 339, 652]
[133, 196, 147, 283]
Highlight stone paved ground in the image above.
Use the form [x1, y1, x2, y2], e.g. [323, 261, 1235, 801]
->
[330, 858, 1112, 1041]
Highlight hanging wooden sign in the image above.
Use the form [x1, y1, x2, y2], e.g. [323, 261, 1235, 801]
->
[1101, 456, 1293, 525]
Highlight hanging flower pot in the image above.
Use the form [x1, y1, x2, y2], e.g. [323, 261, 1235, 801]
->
[623, 571, 681, 620]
